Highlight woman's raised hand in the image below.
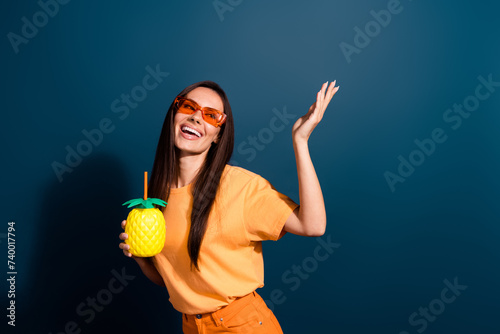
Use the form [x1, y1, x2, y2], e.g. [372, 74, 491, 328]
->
[292, 81, 339, 143]
[119, 220, 133, 258]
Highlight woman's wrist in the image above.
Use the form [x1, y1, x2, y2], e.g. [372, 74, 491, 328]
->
[134, 256, 151, 266]
[293, 136, 309, 151]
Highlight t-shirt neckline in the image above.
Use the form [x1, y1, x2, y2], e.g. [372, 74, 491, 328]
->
[169, 182, 193, 194]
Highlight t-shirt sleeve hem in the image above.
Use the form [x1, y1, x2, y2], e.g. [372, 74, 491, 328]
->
[270, 202, 299, 241]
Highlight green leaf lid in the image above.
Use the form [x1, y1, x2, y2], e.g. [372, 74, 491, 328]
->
[122, 171, 168, 209]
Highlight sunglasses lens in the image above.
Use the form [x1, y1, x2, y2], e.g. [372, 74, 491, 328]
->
[177, 99, 197, 113]
[203, 110, 221, 126]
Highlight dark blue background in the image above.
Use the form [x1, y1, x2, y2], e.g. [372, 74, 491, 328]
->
[2, 0, 499, 333]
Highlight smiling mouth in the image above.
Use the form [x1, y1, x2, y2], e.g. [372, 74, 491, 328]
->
[181, 125, 202, 138]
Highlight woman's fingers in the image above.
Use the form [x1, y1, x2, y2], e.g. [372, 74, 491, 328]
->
[313, 81, 339, 123]
[119, 242, 133, 257]
[323, 82, 334, 100]
[324, 83, 337, 106]
[322, 81, 339, 108]
[314, 81, 331, 119]
[327, 80, 336, 98]
[318, 81, 331, 108]
[123, 249, 132, 257]
[119, 242, 130, 250]
[119, 220, 132, 257]
[119, 221, 129, 241]
[319, 82, 327, 102]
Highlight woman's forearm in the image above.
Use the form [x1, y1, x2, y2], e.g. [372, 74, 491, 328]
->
[134, 257, 166, 287]
[293, 138, 327, 236]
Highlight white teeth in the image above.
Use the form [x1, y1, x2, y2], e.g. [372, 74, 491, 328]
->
[181, 126, 201, 137]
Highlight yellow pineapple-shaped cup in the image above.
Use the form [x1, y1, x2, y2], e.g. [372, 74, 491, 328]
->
[122, 171, 167, 257]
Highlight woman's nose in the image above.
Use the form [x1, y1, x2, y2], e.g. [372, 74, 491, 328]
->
[188, 109, 203, 124]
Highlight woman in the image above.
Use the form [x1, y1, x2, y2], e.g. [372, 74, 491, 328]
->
[119, 80, 339, 333]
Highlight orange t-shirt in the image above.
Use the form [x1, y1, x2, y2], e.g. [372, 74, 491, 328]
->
[152, 164, 299, 315]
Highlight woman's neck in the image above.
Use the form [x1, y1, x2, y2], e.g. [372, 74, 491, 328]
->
[173, 152, 207, 188]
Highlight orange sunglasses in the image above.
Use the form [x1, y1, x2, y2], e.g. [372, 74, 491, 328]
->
[174, 96, 227, 128]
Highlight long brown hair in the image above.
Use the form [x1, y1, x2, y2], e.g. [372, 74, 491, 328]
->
[149, 81, 234, 271]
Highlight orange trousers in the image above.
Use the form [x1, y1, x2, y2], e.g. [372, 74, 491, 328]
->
[182, 291, 283, 334]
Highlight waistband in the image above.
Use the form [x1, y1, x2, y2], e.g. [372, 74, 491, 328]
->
[183, 291, 258, 328]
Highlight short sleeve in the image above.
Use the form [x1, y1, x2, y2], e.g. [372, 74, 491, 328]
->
[243, 175, 299, 241]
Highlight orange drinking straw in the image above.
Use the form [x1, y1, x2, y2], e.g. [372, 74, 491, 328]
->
[144, 171, 148, 200]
